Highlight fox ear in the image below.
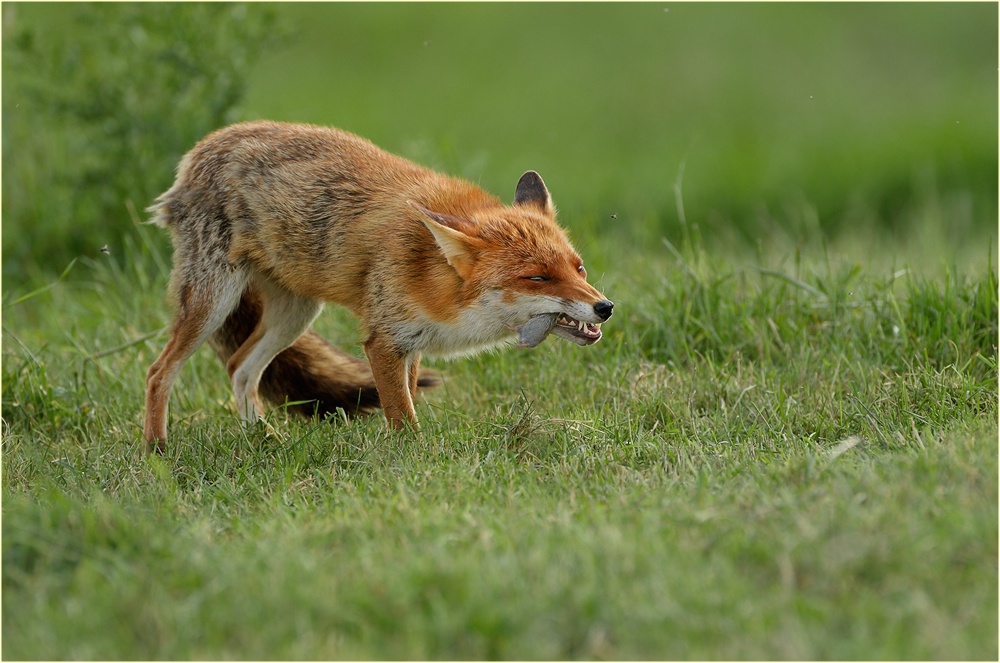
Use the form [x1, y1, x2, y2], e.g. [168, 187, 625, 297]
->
[408, 201, 481, 279]
[513, 171, 554, 216]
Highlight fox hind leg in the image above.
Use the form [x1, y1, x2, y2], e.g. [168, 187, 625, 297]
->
[407, 353, 422, 402]
[144, 271, 247, 452]
[226, 277, 322, 424]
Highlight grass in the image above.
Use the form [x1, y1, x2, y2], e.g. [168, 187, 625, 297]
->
[4, 418, 995, 659]
[2, 225, 996, 659]
[2, 3, 998, 660]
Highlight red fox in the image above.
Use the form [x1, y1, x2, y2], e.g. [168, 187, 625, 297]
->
[144, 121, 613, 452]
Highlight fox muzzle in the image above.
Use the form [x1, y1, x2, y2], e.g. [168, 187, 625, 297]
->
[594, 300, 614, 321]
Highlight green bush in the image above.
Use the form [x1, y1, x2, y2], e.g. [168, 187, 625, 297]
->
[2, 3, 284, 284]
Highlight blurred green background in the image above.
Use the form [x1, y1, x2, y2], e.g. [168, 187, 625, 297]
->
[3, 2, 997, 288]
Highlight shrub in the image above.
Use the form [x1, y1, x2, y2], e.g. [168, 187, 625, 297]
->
[2, 3, 284, 284]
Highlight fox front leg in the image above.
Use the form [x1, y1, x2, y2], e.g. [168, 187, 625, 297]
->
[364, 335, 418, 430]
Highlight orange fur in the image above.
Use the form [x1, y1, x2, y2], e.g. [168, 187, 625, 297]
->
[143, 121, 612, 452]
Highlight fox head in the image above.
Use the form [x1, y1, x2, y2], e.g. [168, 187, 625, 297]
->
[409, 171, 613, 346]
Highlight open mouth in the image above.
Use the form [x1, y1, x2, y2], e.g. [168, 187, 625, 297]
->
[552, 314, 602, 346]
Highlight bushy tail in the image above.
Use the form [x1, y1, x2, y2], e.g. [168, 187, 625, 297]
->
[208, 288, 440, 418]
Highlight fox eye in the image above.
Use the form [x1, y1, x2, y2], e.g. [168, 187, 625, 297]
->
[525, 275, 550, 282]
[577, 265, 587, 276]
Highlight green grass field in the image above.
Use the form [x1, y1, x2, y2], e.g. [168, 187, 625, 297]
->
[3, 3, 998, 659]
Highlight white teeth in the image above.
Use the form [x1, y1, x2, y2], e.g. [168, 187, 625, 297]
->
[554, 315, 602, 336]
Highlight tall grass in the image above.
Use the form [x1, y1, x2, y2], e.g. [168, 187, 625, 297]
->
[242, 3, 997, 260]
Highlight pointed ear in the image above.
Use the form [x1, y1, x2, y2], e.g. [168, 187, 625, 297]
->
[408, 201, 482, 279]
[513, 170, 554, 216]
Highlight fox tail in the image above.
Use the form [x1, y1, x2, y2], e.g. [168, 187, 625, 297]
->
[208, 288, 440, 418]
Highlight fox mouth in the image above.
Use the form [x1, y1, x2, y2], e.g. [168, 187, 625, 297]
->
[552, 313, 602, 346]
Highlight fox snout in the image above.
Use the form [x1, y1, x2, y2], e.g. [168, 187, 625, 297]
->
[594, 300, 614, 321]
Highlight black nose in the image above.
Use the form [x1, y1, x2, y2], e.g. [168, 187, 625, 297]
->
[594, 300, 614, 321]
